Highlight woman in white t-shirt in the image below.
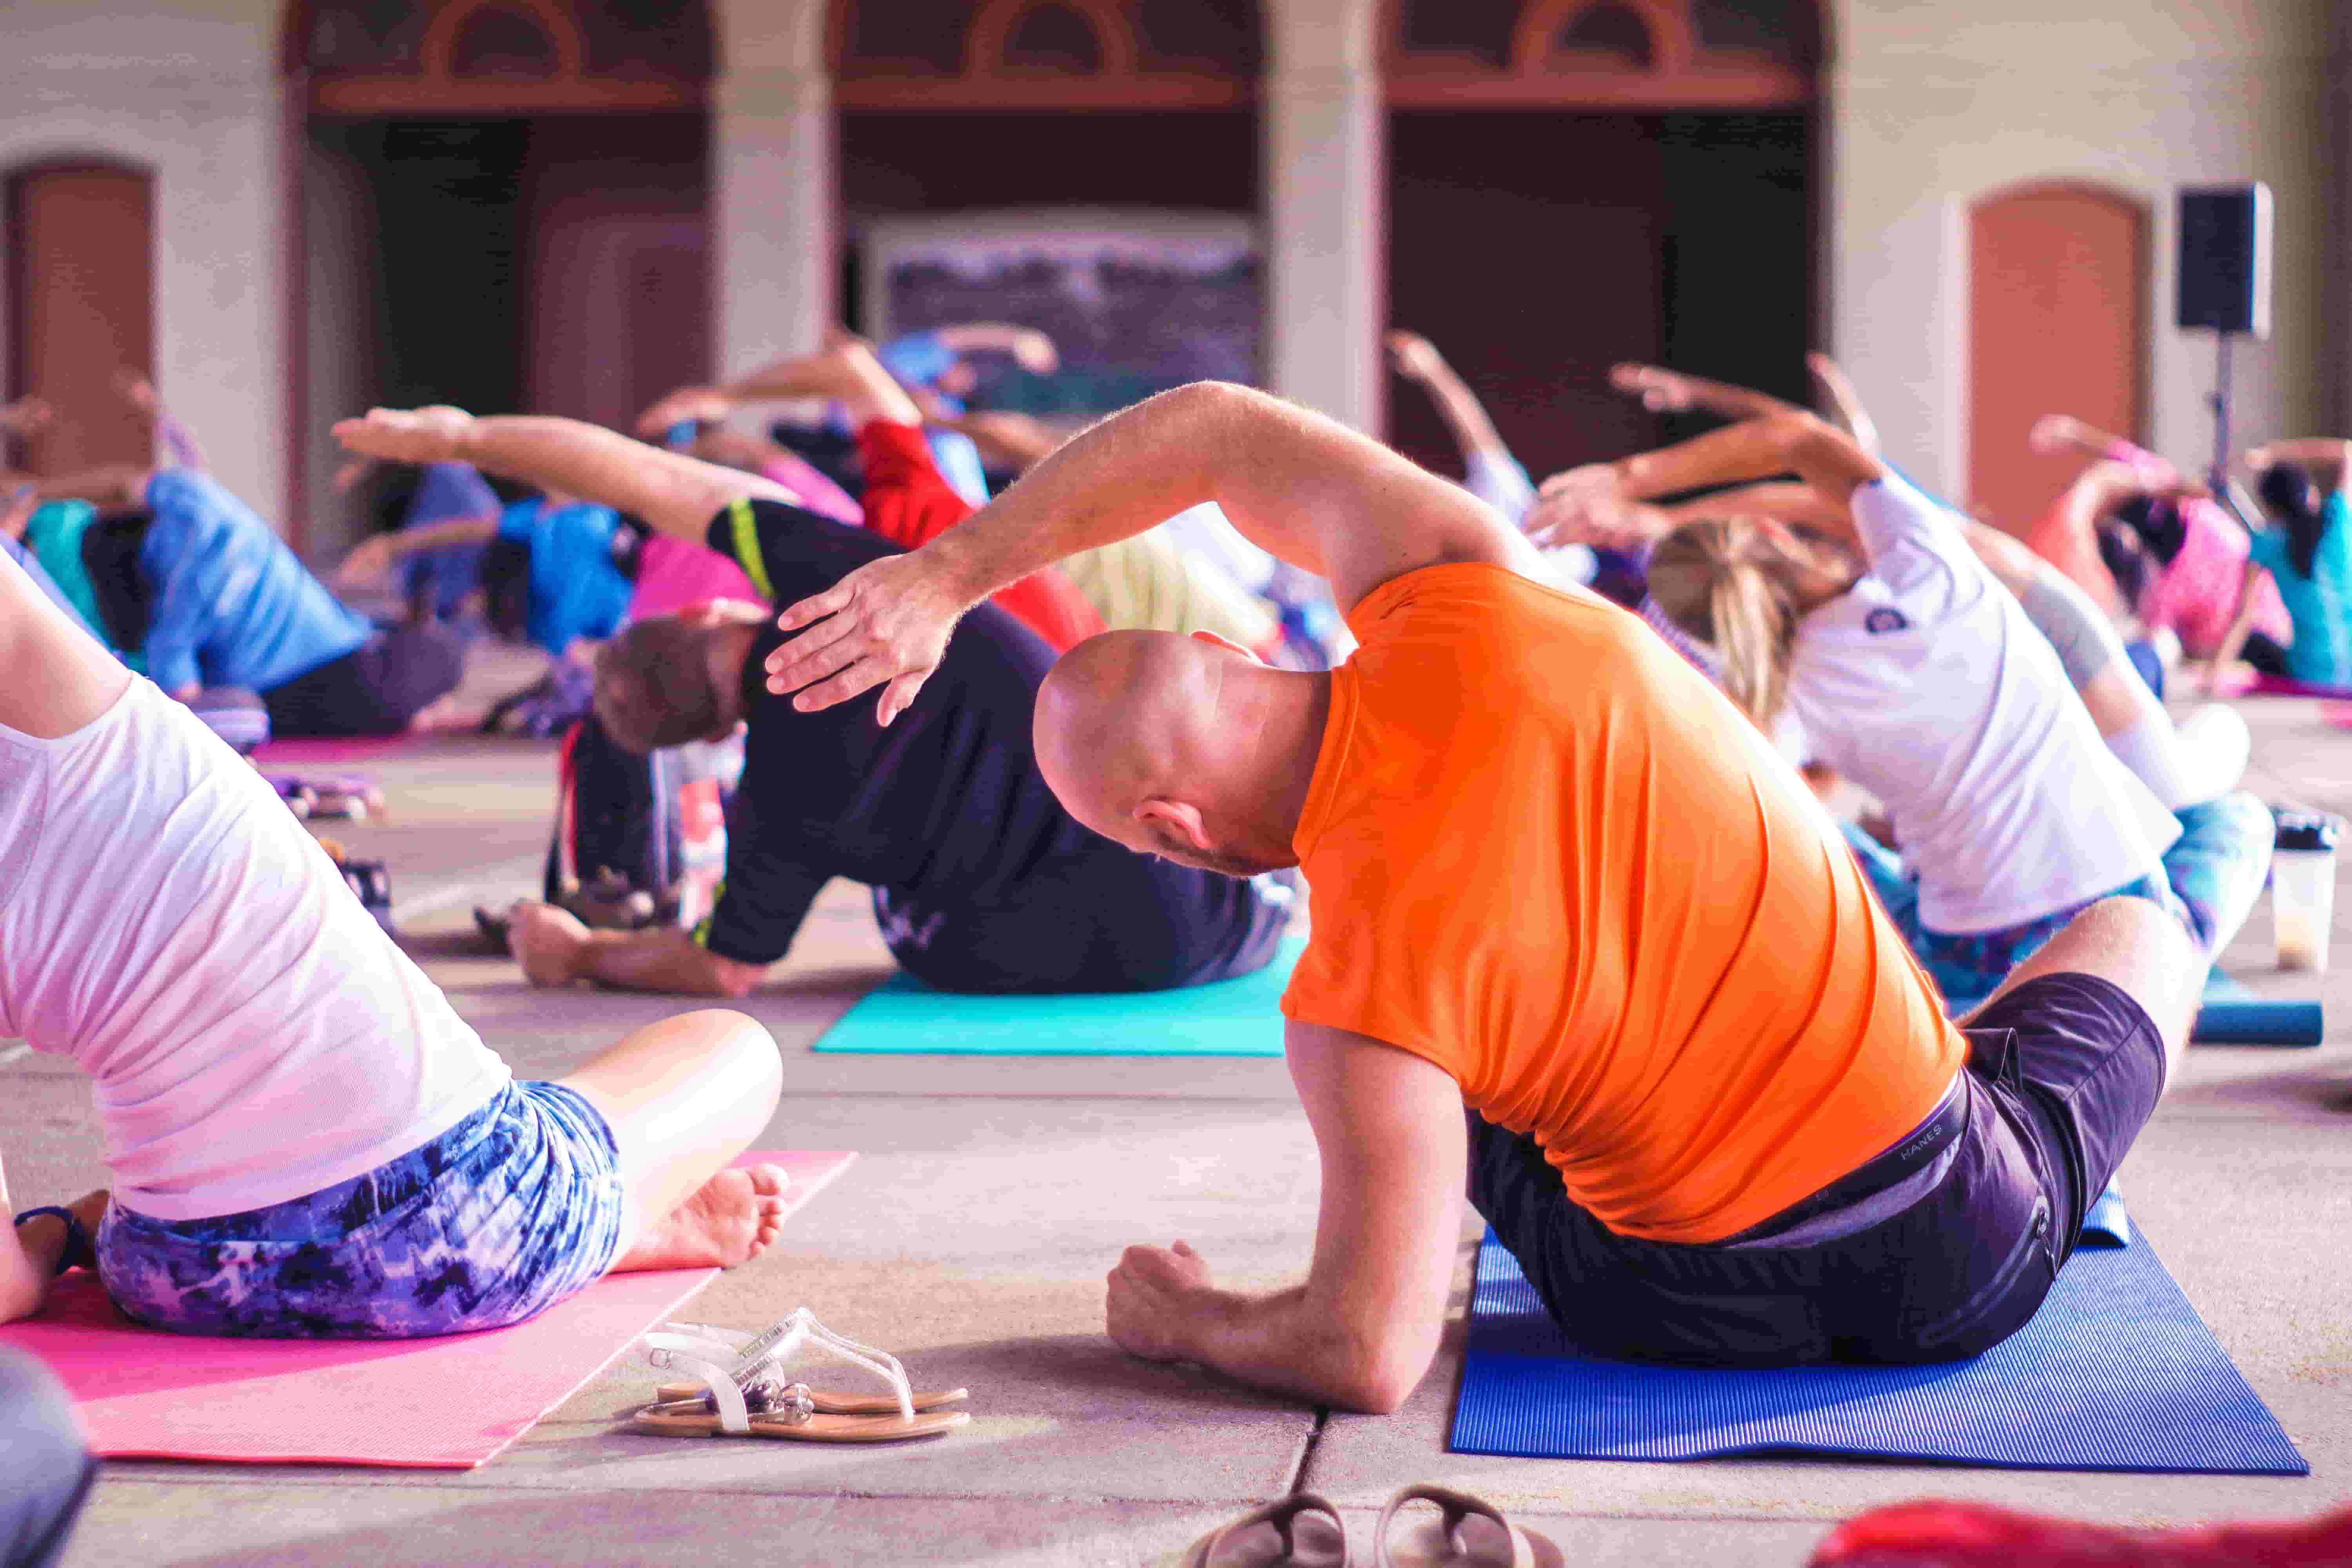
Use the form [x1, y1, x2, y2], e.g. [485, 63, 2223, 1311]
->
[0, 544, 789, 1338]
[1533, 411, 2274, 1006]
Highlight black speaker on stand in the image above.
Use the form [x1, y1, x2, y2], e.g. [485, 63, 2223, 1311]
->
[2176, 183, 2272, 513]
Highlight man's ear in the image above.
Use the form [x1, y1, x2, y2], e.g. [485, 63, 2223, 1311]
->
[1189, 629, 1263, 664]
[1135, 797, 1212, 851]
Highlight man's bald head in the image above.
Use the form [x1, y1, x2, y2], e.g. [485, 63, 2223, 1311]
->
[1035, 629, 1308, 878]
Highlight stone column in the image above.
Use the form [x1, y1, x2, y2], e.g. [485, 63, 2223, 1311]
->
[712, 67, 835, 370]
[1262, 0, 1384, 433]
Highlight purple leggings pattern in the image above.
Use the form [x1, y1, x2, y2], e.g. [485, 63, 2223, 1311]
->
[96, 1080, 625, 1339]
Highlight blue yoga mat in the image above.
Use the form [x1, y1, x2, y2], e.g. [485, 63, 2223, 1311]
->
[1450, 1225, 2306, 1474]
[810, 937, 1303, 1056]
[2194, 974, 2323, 1045]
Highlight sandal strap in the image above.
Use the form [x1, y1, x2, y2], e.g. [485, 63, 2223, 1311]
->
[1374, 1485, 1527, 1568]
[642, 1308, 916, 1423]
[1206, 1492, 1347, 1563]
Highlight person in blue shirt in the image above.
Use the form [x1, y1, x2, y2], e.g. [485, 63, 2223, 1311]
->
[25, 463, 464, 737]
[2215, 438, 2352, 688]
[338, 486, 643, 662]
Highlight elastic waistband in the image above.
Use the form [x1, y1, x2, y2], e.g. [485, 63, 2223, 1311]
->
[1720, 1073, 1967, 1246]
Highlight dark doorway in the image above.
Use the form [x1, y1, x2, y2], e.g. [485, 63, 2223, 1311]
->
[311, 113, 707, 427]
[1385, 109, 1812, 485]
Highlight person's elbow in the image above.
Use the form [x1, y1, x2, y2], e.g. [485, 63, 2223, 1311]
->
[699, 950, 767, 1000]
[1318, 1325, 1439, 1415]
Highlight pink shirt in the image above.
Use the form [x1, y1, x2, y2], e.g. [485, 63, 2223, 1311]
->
[2103, 440, 2290, 654]
[2142, 499, 2292, 655]
[628, 534, 763, 621]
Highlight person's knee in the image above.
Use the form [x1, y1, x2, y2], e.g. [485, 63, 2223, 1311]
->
[0, 1350, 94, 1568]
[693, 1008, 783, 1116]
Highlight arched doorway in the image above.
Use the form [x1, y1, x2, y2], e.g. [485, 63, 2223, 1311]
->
[1966, 181, 2147, 533]
[831, 0, 1263, 421]
[284, 0, 716, 550]
[4, 160, 154, 476]
[1382, 0, 1822, 482]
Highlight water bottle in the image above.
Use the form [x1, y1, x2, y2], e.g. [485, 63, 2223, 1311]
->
[2270, 810, 2339, 973]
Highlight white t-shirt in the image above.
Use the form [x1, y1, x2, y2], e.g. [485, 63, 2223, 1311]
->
[1790, 474, 2179, 935]
[0, 679, 510, 1220]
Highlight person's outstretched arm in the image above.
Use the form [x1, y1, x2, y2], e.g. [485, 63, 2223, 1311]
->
[1658, 480, 1852, 534]
[332, 515, 502, 589]
[27, 465, 150, 510]
[762, 381, 1546, 722]
[1805, 353, 1881, 457]
[2247, 438, 2352, 490]
[1608, 362, 1796, 425]
[0, 529, 132, 742]
[116, 372, 207, 473]
[636, 339, 927, 437]
[1387, 331, 1514, 465]
[927, 323, 1058, 375]
[1106, 1023, 1465, 1412]
[334, 408, 798, 546]
[1536, 413, 1882, 555]
[1387, 331, 1537, 520]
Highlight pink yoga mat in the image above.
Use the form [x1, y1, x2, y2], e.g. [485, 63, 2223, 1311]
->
[0, 1149, 854, 1470]
[2245, 673, 2352, 700]
[251, 736, 412, 766]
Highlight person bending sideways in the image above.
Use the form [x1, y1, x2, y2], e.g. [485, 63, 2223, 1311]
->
[2029, 414, 2294, 676]
[2214, 439, 2352, 689]
[19, 463, 463, 737]
[1536, 413, 2272, 1007]
[748, 379, 2205, 1408]
[0, 544, 792, 1339]
[332, 401, 1290, 1002]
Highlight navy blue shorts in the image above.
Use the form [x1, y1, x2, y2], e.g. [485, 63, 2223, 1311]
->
[97, 1080, 626, 1339]
[1468, 972, 2167, 1367]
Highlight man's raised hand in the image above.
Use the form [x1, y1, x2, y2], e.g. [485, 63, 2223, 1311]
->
[332, 406, 476, 468]
[764, 548, 979, 725]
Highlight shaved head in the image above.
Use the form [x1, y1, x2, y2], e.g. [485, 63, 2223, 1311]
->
[1034, 630, 1319, 877]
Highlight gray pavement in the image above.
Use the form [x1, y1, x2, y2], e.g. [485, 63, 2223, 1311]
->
[15, 688, 2352, 1566]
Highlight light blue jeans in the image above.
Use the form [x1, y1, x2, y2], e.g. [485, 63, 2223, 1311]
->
[1847, 792, 2275, 1006]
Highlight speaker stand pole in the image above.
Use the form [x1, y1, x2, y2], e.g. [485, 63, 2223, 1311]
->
[2207, 329, 2257, 530]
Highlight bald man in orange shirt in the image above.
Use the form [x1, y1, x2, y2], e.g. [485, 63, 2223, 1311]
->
[756, 383, 2204, 1412]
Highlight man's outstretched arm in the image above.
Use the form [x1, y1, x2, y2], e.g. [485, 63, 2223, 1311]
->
[1106, 1023, 1466, 1413]
[765, 381, 1545, 721]
[334, 408, 799, 545]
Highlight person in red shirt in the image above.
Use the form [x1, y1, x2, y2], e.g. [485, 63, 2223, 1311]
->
[637, 338, 1101, 653]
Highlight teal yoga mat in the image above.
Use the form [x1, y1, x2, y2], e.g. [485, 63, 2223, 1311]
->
[812, 936, 1303, 1056]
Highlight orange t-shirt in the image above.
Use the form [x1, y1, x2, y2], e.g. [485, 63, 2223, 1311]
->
[1280, 564, 1966, 1245]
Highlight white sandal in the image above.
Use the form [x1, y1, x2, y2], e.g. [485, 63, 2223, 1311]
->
[631, 1308, 969, 1443]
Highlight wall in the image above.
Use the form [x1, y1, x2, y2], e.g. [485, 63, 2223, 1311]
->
[1829, 0, 2337, 503]
[300, 130, 377, 555]
[0, 0, 287, 530]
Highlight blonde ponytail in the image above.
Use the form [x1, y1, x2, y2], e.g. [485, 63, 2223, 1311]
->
[1647, 519, 1803, 730]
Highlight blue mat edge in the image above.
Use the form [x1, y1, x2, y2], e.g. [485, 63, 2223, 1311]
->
[1446, 1227, 2309, 1476]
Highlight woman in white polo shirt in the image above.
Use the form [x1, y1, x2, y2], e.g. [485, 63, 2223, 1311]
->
[0, 543, 789, 1338]
[1536, 410, 2273, 1005]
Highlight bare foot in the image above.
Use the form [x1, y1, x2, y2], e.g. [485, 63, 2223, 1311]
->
[614, 1163, 791, 1273]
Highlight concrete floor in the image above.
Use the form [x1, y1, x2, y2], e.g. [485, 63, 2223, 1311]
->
[14, 675, 2352, 1567]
